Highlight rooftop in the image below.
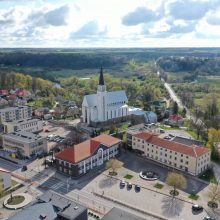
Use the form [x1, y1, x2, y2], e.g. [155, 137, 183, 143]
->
[101, 207, 145, 220]
[0, 106, 31, 112]
[134, 132, 210, 157]
[173, 136, 204, 147]
[3, 118, 40, 125]
[4, 131, 44, 142]
[56, 134, 121, 164]
[39, 191, 87, 219]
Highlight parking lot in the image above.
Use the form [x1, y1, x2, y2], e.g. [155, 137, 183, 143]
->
[39, 121, 71, 151]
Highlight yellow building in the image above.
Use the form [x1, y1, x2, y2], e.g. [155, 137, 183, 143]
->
[132, 132, 211, 176]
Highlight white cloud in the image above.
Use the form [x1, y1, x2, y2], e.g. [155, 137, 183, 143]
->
[0, 0, 220, 47]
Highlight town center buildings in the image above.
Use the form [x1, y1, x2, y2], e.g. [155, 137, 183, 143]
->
[55, 134, 121, 178]
[131, 132, 211, 176]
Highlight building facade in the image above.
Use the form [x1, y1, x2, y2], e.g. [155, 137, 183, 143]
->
[132, 132, 211, 176]
[3, 119, 43, 133]
[0, 106, 32, 123]
[3, 131, 48, 157]
[82, 67, 129, 125]
[55, 134, 121, 178]
[0, 167, 11, 190]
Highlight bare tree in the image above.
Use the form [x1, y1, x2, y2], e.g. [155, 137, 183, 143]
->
[166, 172, 187, 197]
[106, 159, 123, 176]
[208, 183, 220, 205]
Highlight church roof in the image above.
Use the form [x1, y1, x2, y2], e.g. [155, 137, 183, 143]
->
[83, 90, 128, 107]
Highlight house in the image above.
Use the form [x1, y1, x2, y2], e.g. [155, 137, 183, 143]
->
[165, 115, 184, 127]
[34, 107, 49, 118]
[102, 207, 145, 220]
[0, 98, 8, 107]
[9, 191, 88, 220]
[15, 88, 31, 98]
[82, 67, 129, 126]
[0, 90, 8, 96]
[3, 131, 48, 158]
[55, 134, 121, 178]
[3, 118, 43, 133]
[0, 106, 32, 123]
[132, 131, 211, 176]
[0, 167, 11, 190]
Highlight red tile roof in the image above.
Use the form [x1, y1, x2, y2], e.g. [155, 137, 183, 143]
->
[169, 115, 183, 121]
[134, 132, 210, 158]
[56, 134, 121, 164]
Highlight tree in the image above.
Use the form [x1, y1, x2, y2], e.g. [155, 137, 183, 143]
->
[166, 172, 187, 197]
[182, 108, 187, 118]
[208, 183, 220, 208]
[208, 128, 220, 161]
[173, 102, 178, 115]
[106, 159, 123, 176]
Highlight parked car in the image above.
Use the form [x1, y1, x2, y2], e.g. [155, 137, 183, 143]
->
[21, 165, 27, 171]
[203, 216, 216, 220]
[135, 185, 141, 191]
[192, 204, 203, 211]
[164, 136, 171, 140]
[127, 182, 132, 189]
[120, 180, 125, 187]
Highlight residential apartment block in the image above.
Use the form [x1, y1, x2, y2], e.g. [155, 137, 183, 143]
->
[55, 134, 121, 178]
[3, 119, 43, 133]
[3, 131, 48, 157]
[132, 132, 211, 176]
[0, 106, 32, 123]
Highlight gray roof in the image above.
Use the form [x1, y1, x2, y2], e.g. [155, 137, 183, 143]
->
[0, 106, 30, 112]
[9, 203, 57, 220]
[101, 207, 146, 220]
[39, 191, 87, 219]
[173, 136, 204, 147]
[4, 131, 44, 142]
[83, 90, 128, 107]
[3, 118, 40, 125]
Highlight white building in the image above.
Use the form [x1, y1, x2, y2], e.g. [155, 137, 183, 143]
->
[0, 106, 32, 123]
[0, 167, 11, 190]
[3, 119, 43, 133]
[3, 131, 48, 157]
[132, 132, 211, 176]
[82, 67, 129, 125]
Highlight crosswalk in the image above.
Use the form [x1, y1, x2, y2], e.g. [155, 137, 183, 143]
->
[39, 177, 76, 194]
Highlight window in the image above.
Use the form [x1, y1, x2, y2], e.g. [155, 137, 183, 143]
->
[180, 159, 183, 163]
[174, 157, 177, 160]
[185, 161, 188, 165]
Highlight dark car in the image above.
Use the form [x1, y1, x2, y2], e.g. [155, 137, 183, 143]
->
[192, 204, 203, 211]
[135, 185, 141, 191]
[21, 165, 27, 171]
[203, 216, 216, 220]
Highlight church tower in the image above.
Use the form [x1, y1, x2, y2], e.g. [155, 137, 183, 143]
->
[97, 66, 106, 121]
[97, 66, 106, 92]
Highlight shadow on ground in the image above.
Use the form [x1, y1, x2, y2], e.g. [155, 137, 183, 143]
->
[99, 176, 117, 189]
[161, 196, 184, 218]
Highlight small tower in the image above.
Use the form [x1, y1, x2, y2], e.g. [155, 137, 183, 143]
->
[97, 66, 106, 92]
[97, 66, 106, 121]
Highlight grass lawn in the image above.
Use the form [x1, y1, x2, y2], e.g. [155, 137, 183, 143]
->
[124, 174, 134, 180]
[0, 180, 19, 198]
[7, 195, 25, 205]
[199, 169, 218, 184]
[188, 193, 199, 200]
[154, 183, 164, 189]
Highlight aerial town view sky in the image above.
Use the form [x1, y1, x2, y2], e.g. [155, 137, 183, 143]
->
[0, 0, 220, 47]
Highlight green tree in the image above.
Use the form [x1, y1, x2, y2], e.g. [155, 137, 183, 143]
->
[166, 172, 187, 197]
[173, 102, 178, 115]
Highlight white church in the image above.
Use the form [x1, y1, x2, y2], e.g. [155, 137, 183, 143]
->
[82, 67, 129, 125]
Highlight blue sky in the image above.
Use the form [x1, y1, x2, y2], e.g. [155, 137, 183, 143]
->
[0, 0, 220, 47]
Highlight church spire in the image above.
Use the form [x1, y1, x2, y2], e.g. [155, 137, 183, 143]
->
[99, 66, 105, 86]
